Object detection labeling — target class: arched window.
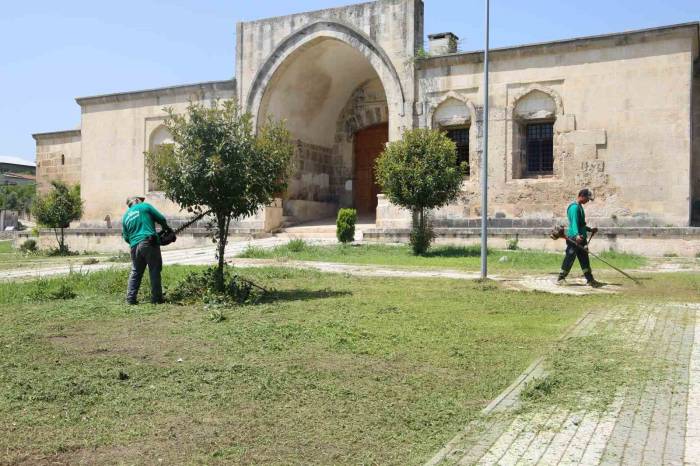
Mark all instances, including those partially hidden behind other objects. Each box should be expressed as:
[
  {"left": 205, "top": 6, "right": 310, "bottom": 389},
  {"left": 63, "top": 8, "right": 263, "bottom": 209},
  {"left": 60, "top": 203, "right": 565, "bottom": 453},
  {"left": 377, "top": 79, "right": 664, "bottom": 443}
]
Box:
[
  {"left": 433, "top": 98, "right": 471, "bottom": 176},
  {"left": 513, "top": 90, "right": 558, "bottom": 178},
  {"left": 147, "top": 126, "right": 173, "bottom": 192}
]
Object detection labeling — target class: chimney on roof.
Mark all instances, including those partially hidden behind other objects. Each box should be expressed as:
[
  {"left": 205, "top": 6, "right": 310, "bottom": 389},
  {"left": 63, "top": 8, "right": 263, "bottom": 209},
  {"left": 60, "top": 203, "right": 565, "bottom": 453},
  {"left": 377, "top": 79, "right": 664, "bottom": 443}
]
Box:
[{"left": 428, "top": 32, "right": 459, "bottom": 55}]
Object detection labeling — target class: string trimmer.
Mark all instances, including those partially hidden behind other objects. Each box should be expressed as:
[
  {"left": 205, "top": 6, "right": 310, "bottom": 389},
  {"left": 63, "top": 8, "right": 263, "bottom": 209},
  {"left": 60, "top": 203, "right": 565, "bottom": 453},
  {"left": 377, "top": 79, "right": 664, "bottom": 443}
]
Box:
[
  {"left": 158, "top": 210, "right": 211, "bottom": 246},
  {"left": 549, "top": 226, "right": 641, "bottom": 285}
]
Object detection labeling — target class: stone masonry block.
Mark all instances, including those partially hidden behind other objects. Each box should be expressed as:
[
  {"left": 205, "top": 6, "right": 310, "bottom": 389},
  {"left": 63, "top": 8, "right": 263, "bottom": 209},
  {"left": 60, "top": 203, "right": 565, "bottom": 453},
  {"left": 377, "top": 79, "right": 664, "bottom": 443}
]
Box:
[
  {"left": 554, "top": 114, "right": 576, "bottom": 133},
  {"left": 567, "top": 129, "right": 607, "bottom": 146}
]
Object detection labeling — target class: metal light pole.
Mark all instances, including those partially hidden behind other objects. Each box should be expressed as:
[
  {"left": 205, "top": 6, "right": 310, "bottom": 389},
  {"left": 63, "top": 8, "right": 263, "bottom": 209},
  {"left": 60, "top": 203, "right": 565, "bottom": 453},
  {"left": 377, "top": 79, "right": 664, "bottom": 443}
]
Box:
[{"left": 480, "top": 0, "right": 490, "bottom": 279}]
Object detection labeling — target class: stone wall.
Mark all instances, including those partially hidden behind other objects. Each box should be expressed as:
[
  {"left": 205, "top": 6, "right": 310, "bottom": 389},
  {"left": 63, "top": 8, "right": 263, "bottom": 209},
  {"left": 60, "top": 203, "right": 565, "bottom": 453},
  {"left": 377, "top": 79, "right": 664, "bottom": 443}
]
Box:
[
  {"left": 76, "top": 81, "right": 235, "bottom": 226},
  {"left": 395, "top": 24, "right": 700, "bottom": 229},
  {"left": 238, "top": 0, "right": 422, "bottom": 143},
  {"left": 288, "top": 141, "right": 338, "bottom": 202},
  {"left": 34, "top": 130, "right": 81, "bottom": 194}
]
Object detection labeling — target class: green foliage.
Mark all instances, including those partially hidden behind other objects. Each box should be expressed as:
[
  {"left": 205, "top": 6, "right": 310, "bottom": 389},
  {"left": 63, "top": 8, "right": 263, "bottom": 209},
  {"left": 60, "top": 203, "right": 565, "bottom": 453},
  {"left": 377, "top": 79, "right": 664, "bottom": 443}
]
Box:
[
  {"left": 375, "top": 128, "right": 464, "bottom": 254},
  {"left": 336, "top": 208, "right": 357, "bottom": 244},
  {"left": 146, "top": 100, "right": 293, "bottom": 290},
  {"left": 0, "top": 184, "right": 35, "bottom": 214},
  {"left": 409, "top": 215, "right": 435, "bottom": 255},
  {"left": 27, "top": 279, "right": 77, "bottom": 301},
  {"left": 506, "top": 235, "right": 520, "bottom": 251},
  {"left": 19, "top": 239, "right": 37, "bottom": 253},
  {"left": 168, "top": 266, "right": 265, "bottom": 305},
  {"left": 287, "top": 238, "right": 307, "bottom": 252},
  {"left": 415, "top": 47, "right": 430, "bottom": 59},
  {"left": 31, "top": 181, "right": 82, "bottom": 254}
]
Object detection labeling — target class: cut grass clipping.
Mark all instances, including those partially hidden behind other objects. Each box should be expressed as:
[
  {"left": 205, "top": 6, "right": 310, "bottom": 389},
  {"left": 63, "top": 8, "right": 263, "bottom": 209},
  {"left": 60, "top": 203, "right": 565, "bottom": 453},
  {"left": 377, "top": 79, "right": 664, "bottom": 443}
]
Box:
[{"left": 1, "top": 267, "right": 695, "bottom": 464}]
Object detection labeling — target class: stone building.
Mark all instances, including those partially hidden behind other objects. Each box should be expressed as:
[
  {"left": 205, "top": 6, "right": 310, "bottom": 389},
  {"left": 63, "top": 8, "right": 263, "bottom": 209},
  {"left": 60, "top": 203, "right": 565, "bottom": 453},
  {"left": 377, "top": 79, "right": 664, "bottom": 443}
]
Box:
[{"left": 33, "top": 0, "right": 700, "bottom": 252}]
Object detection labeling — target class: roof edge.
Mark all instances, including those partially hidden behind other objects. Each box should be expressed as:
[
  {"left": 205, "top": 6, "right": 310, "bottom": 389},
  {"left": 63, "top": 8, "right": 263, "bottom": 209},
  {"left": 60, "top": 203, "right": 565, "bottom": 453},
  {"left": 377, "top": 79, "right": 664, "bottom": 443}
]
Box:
[
  {"left": 32, "top": 129, "right": 82, "bottom": 141},
  {"left": 75, "top": 79, "right": 236, "bottom": 106},
  {"left": 420, "top": 22, "right": 700, "bottom": 64}
]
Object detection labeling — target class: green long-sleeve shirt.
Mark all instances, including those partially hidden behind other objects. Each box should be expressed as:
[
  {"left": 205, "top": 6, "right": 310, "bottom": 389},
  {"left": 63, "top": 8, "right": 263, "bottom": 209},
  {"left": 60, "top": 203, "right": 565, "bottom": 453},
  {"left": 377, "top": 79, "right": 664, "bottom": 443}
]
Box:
[
  {"left": 566, "top": 202, "right": 587, "bottom": 240},
  {"left": 121, "top": 202, "right": 168, "bottom": 248}
]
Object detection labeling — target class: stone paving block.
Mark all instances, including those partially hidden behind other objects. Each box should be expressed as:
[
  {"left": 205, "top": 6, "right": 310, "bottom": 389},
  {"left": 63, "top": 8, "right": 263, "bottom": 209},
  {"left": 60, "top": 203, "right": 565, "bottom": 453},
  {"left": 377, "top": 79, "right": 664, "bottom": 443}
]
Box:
[
  {"left": 558, "top": 410, "right": 601, "bottom": 464},
  {"left": 536, "top": 410, "right": 584, "bottom": 465},
  {"left": 498, "top": 409, "right": 553, "bottom": 464},
  {"left": 684, "top": 307, "right": 700, "bottom": 464},
  {"left": 518, "top": 408, "right": 570, "bottom": 465},
  {"left": 476, "top": 418, "right": 528, "bottom": 465},
  {"left": 642, "top": 310, "right": 687, "bottom": 465},
  {"left": 579, "top": 394, "right": 627, "bottom": 465},
  {"left": 428, "top": 303, "right": 700, "bottom": 466},
  {"left": 622, "top": 314, "right": 676, "bottom": 464}
]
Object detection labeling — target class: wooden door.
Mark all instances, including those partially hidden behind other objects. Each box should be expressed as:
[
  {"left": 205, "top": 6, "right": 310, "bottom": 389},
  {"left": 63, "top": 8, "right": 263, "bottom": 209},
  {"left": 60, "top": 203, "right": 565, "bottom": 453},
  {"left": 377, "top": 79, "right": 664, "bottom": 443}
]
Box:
[{"left": 354, "top": 123, "right": 388, "bottom": 215}]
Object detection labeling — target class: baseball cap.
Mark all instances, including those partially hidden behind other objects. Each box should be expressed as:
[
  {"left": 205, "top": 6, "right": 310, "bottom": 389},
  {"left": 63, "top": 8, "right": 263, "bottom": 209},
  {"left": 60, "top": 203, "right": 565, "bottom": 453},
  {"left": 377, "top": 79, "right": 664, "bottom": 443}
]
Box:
[
  {"left": 578, "top": 188, "right": 594, "bottom": 201},
  {"left": 126, "top": 196, "right": 146, "bottom": 207}
]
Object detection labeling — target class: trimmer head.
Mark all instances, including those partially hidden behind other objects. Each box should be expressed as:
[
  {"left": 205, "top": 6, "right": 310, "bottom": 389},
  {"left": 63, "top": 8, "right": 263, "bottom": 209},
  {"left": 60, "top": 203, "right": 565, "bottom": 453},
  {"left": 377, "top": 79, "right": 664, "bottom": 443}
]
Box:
[{"left": 549, "top": 225, "right": 566, "bottom": 240}]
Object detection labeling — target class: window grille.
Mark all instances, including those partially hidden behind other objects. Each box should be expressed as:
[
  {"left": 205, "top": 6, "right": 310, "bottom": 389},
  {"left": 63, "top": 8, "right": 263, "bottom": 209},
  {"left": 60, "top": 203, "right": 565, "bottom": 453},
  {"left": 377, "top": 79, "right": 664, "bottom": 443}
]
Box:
[
  {"left": 445, "top": 127, "right": 470, "bottom": 176},
  {"left": 525, "top": 123, "right": 553, "bottom": 174}
]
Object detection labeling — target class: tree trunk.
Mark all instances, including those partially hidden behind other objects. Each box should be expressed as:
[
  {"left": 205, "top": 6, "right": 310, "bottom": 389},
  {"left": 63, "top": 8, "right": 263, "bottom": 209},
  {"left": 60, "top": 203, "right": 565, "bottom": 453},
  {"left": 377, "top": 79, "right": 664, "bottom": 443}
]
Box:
[{"left": 214, "top": 213, "right": 232, "bottom": 292}]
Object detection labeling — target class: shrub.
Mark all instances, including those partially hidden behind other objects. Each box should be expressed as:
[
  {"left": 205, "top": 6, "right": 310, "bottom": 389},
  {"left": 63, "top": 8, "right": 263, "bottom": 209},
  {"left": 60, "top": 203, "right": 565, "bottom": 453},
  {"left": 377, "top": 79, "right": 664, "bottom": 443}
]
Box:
[
  {"left": 49, "top": 283, "right": 78, "bottom": 300},
  {"left": 168, "top": 267, "right": 266, "bottom": 305},
  {"left": 375, "top": 128, "right": 464, "bottom": 255},
  {"left": 506, "top": 235, "right": 520, "bottom": 251},
  {"left": 336, "top": 208, "right": 357, "bottom": 244},
  {"left": 20, "top": 239, "right": 38, "bottom": 253}
]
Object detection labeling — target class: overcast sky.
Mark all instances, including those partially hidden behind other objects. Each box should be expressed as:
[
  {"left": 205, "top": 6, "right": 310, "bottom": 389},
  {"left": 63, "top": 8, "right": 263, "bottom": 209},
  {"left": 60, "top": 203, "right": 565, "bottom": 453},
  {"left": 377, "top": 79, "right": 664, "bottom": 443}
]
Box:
[{"left": 1, "top": 0, "right": 697, "bottom": 162}]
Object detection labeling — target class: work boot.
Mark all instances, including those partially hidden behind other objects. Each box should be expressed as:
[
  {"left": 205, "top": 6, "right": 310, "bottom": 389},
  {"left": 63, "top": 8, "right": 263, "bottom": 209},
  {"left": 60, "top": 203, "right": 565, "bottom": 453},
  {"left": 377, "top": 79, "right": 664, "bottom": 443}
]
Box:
[{"left": 587, "top": 279, "right": 604, "bottom": 288}]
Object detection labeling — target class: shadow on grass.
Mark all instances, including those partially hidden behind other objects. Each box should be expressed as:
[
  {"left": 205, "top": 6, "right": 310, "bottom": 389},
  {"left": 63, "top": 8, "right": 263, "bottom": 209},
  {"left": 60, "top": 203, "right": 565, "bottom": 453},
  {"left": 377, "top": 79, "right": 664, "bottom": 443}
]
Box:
[
  {"left": 422, "top": 246, "right": 484, "bottom": 258},
  {"left": 261, "top": 289, "right": 352, "bottom": 303}
]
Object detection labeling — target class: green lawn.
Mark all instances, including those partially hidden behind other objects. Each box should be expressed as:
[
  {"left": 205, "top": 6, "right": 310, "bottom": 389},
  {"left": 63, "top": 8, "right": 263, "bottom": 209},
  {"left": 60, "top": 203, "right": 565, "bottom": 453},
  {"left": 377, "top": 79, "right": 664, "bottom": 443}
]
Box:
[
  {"left": 0, "top": 239, "right": 116, "bottom": 271},
  {"left": 0, "top": 266, "right": 601, "bottom": 464},
  {"left": 239, "top": 242, "right": 647, "bottom": 273},
  {"left": 1, "top": 266, "right": 695, "bottom": 464}
]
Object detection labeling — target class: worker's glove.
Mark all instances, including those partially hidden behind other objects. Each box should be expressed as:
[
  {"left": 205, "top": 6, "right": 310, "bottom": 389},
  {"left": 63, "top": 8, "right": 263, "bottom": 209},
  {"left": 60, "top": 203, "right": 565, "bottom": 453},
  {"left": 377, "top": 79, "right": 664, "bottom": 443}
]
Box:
[{"left": 591, "top": 227, "right": 599, "bottom": 234}]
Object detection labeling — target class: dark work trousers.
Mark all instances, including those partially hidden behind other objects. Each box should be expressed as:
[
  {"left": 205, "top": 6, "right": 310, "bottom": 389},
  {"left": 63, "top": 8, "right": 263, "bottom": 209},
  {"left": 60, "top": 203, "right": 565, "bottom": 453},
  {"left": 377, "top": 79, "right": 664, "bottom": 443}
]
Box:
[
  {"left": 558, "top": 238, "right": 594, "bottom": 282},
  {"left": 126, "top": 240, "right": 163, "bottom": 304}
]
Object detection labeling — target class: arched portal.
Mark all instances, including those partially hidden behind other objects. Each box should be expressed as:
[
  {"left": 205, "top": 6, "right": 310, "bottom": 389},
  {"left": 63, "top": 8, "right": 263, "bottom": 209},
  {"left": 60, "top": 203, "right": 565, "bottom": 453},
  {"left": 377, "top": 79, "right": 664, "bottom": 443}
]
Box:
[{"left": 255, "top": 33, "right": 392, "bottom": 221}]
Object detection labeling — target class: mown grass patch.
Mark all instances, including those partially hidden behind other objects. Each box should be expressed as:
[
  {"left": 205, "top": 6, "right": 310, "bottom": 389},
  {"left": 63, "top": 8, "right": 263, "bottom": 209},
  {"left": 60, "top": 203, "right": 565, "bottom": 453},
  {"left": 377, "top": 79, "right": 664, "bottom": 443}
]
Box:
[
  {"left": 2, "top": 267, "right": 695, "bottom": 464},
  {"left": 0, "top": 265, "right": 617, "bottom": 465},
  {"left": 238, "top": 242, "right": 647, "bottom": 273}
]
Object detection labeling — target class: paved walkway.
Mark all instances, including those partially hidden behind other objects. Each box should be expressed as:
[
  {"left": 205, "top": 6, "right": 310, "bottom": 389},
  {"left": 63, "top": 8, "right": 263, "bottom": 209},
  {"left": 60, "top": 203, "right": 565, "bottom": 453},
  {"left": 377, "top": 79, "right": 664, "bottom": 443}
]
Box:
[
  {"left": 0, "top": 242, "right": 620, "bottom": 296},
  {"left": 427, "top": 303, "right": 700, "bottom": 466}
]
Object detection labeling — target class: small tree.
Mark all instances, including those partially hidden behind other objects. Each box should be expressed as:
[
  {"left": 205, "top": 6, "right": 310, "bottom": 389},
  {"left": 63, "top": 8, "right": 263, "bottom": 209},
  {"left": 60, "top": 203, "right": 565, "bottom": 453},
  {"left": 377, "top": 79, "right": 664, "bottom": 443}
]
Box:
[
  {"left": 336, "top": 208, "right": 357, "bottom": 244},
  {"left": 375, "top": 128, "right": 464, "bottom": 254},
  {"left": 32, "top": 181, "right": 83, "bottom": 254},
  {"left": 148, "top": 100, "right": 293, "bottom": 290}
]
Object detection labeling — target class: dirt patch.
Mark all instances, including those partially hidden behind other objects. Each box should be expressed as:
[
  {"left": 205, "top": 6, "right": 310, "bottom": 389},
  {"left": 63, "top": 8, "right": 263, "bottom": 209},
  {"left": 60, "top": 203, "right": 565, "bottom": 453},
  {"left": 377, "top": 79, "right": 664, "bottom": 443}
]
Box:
[{"left": 45, "top": 312, "right": 210, "bottom": 366}]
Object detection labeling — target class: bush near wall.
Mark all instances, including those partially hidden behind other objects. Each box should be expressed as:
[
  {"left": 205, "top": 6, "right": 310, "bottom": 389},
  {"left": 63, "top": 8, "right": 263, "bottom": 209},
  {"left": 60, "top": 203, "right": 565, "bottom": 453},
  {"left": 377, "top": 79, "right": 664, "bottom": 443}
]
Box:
[{"left": 336, "top": 208, "right": 357, "bottom": 244}]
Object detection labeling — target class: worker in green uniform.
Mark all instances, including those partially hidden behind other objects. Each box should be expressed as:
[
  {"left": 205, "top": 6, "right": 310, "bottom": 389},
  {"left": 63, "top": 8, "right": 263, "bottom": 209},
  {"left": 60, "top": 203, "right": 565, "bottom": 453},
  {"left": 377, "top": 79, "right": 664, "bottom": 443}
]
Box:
[
  {"left": 122, "top": 196, "right": 171, "bottom": 304},
  {"left": 557, "top": 188, "right": 602, "bottom": 287}
]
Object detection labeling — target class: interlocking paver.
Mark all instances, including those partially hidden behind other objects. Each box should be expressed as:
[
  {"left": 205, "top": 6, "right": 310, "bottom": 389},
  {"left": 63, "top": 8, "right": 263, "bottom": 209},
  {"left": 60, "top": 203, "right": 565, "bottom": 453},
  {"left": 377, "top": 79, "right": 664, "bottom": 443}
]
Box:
[{"left": 427, "top": 303, "right": 699, "bottom": 466}]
